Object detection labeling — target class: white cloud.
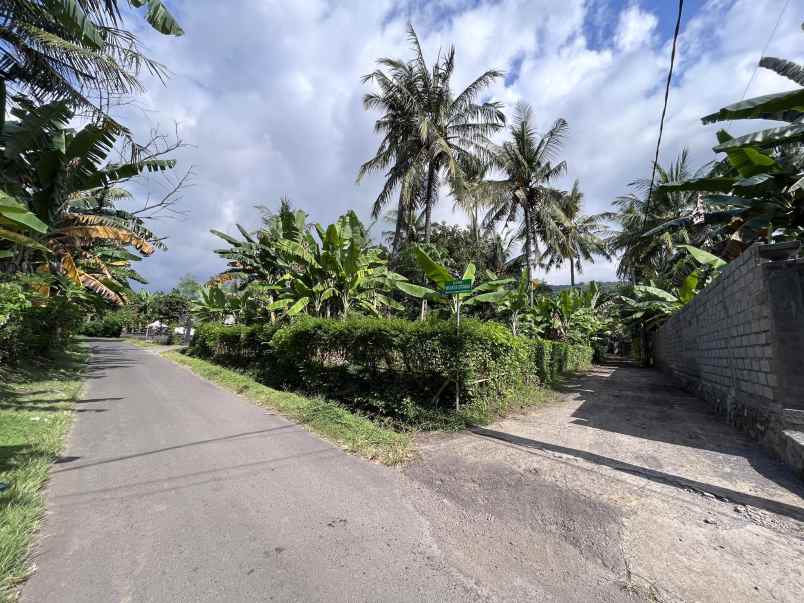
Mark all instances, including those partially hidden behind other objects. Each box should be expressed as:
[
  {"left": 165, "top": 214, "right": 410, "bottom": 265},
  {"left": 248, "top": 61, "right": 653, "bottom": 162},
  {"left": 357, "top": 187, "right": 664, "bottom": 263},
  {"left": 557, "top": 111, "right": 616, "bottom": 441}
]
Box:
[
  {"left": 614, "top": 4, "right": 658, "bottom": 52},
  {"left": 113, "top": 0, "right": 803, "bottom": 289}
]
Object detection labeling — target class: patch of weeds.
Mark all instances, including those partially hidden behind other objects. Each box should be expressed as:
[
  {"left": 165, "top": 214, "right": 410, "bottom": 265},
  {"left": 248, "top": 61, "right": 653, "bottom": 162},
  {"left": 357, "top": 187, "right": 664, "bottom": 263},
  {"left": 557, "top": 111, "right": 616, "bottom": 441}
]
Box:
[{"left": 0, "top": 345, "right": 86, "bottom": 602}]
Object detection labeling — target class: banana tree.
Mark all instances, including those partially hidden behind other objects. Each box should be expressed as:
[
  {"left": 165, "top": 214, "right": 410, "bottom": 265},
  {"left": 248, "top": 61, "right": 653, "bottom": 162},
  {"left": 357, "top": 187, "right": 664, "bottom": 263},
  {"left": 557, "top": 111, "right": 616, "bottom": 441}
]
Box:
[
  {"left": 395, "top": 246, "right": 512, "bottom": 318},
  {"left": 0, "top": 100, "right": 174, "bottom": 303},
  {"left": 527, "top": 283, "right": 605, "bottom": 342},
  {"left": 191, "top": 285, "right": 260, "bottom": 324},
  {"left": 269, "top": 209, "right": 404, "bottom": 319},
  {"left": 472, "top": 270, "right": 530, "bottom": 335},
  {"left": 619, "top": 245, "right": 726, "bottom": 328},
  {"left": 652, "top": 38, "right": 804, "bottom": 256}
]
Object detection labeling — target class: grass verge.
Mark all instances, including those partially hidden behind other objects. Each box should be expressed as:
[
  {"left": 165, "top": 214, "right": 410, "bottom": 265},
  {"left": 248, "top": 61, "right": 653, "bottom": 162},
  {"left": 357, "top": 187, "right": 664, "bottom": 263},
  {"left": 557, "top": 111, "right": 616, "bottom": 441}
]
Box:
[
  {"left": 163, "top": 351, "right": 412, "bottom": 466},
  {"left": 121, "top": 337, "right": 170, "bottom": 349},
  {"left": 0, "top": 346, "right": 86, "bottom": 602}
]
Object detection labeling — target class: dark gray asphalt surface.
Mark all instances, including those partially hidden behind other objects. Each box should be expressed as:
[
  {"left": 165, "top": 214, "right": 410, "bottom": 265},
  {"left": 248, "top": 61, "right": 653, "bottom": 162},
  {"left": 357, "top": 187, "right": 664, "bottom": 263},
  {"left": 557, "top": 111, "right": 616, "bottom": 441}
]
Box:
[{"left": 22, "top": 339, "right": 478, "bottom": 602}]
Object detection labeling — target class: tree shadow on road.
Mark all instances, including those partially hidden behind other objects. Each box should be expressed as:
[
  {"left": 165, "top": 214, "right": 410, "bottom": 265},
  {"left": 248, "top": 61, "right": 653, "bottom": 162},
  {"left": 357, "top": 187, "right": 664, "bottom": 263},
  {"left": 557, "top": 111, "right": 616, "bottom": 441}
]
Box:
[{"left": 52, "top": 425, "right": 300, "bottom": 474}]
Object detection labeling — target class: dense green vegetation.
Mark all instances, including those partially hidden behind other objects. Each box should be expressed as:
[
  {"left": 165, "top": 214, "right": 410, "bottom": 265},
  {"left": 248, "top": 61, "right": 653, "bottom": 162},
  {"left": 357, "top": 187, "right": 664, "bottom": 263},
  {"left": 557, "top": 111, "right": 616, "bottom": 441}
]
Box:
[
  {"left": 188, "top": 319, "right": 592, "bottom": 429},
  {"left": 609, "top": 34, "right": 804, "bottom": 362},
  {"left": 0, "top": 4, "right": 184, "bottom": 597},
  {"left": 0, "top": 1, "right": 185, "bottom": 362}
]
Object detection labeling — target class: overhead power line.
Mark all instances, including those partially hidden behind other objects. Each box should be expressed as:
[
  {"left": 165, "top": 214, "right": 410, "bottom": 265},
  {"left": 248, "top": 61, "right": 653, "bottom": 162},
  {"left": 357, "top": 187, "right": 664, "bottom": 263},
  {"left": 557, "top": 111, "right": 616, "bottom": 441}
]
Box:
[
  {"left": 646, "top": 0, "right": 684, "bottom": 206},
  {"left": 737, "top": 0, "right": 791, "bottom": 106}
]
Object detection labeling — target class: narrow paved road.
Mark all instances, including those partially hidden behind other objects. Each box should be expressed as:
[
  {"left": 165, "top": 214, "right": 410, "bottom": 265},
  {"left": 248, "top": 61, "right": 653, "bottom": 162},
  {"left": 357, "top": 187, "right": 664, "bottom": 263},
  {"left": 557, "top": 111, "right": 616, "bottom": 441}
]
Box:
[
  {"left": 22, "top": 339, "right": 478, "bottom": 602},
  {"left": 29, "top": 342, "right": 798, "bottom": 602}
]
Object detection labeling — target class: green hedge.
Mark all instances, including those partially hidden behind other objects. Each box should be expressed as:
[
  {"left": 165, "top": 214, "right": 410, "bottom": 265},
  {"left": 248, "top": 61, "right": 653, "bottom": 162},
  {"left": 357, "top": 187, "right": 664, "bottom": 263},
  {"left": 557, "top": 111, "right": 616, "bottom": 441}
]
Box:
[
  {"left": 189, "top": 317, "right": 592, "bottom": 426},
  {"left": 79, "top": 316, "right": 123, "bottom": 337},
  {"left": 190, "top": 322, "right": 279, "bottom": 370}
]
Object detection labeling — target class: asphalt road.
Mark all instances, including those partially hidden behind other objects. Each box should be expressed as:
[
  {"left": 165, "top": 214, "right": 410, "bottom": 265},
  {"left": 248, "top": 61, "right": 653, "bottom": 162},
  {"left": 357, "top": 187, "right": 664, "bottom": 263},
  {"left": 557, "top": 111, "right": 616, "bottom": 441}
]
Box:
[{"left": 22, "top": 339, "right": 478, "bottom": 602}]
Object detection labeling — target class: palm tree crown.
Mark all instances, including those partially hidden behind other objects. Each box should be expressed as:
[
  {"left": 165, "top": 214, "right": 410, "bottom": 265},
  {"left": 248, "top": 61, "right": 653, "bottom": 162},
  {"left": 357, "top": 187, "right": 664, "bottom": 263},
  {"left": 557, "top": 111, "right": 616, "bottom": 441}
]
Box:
[
  {"left": 539, "top": 180, "right": 610, "bottom": 286},
  {"left": 607, "top": 150, "right": 700, "bottom": 282},
  {"left": 358, "top": 24, "right": 505, "bottom": 250},
  {"left": 483, "top": 102, "right": 568, "bottom": 303}
]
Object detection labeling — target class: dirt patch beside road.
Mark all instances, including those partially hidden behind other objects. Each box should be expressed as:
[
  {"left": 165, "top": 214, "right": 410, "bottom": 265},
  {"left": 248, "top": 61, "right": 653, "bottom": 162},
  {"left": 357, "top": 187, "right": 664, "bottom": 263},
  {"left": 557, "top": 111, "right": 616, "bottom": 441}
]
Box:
[{"left": 403, "top": 362, "right": 804, "bottom": 602}]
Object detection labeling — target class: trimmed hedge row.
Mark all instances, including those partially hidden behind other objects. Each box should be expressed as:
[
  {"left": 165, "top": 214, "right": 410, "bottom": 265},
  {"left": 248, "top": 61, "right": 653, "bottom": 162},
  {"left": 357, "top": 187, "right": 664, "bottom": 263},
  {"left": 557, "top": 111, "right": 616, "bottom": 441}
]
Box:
[
  {"left": 189, "top": 323, "right": 279, "bottom": 369},
  {"left": 79, "top": 316, "right": 123, "bottom": 337},
  {"left": 189, "top": 318, "right": 592, "bottom": 425}
]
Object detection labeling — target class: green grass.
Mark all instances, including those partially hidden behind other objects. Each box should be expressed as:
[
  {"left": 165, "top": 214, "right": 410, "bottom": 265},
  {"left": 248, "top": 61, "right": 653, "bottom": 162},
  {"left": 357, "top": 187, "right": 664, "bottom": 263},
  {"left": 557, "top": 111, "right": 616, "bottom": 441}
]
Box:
[
  {"left": 0, "top": 346, "right": 86, "bottom": 602},
  {"left": 121, "top": 337, "right": 170, "bottom": 349},
  {"left": 163, "top": 351, "right": 413, "bottom": 466}
]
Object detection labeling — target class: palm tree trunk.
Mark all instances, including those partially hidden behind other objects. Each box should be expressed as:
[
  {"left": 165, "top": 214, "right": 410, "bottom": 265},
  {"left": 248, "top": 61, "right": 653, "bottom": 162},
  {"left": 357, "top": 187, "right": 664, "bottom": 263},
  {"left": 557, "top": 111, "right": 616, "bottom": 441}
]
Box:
[
  {"left": 523, "top": 205, "right": 534, "bottom": 306},
  {"left": 570, "top": 261, "right": 575, "bottom": 288},
  {"left": 392, "top": 193, "right": 405, "bottom": 256},
  {"left": 423, "top": 161, "right": 436, "bottom": 244}
]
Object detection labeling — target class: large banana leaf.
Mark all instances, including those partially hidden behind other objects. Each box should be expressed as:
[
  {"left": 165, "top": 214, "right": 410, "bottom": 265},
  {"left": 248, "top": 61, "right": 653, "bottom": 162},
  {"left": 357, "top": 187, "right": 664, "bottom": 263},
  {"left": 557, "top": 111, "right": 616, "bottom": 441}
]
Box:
[
  {"left": 131, "top": 0, "right": 185, "bottom": 36},
  {"left": 714, "top": 130, "right": 777, "bottom": 177},
  {"left": 633, "top": 285, "right": 679, "bottom": 303},
  {"left": 701, "top": 88, "right": 804, "bottom": 124},
  {"left": 57, "top": 226, "right": 155, "bottom": 255},
  {"left": 0, "top": 227, "right": 50, "bottom": 252},
  {"left": 414, "top": 246, "right": 452, "bottom": 286},
  {"left": 659, "top": 177, "right": 738, "bottom": 193},
  {"left": 0, "top": 192, "right": 48, "bottom": 232},
  {"left": 211, "top": 229, "right": 244, "bottom": 247},
  {"left": 678, "top": 245, "right": 727, "bottom": 269},
  {"left": 713, "top": 124, "right": 804, "bottom": 152},
  {"left": 66, "top": 120, "right": 118, "bottom": 164},
  {"left": 79, "top": 272, "right": 124, "bottom": 305},
  {"left": 471, "top": 289, "right": 509, "bottom": 303},
  {"left": 396, "top": 281, "right": 438, "bottom": 299},
  {"left": 60, "top": 252, "right": 82, "bottom": 285},
  {"left": 758, "top": 57, "right": 804, "bottom": 86},
  {"left": 91, "top": 159, "right": 176, "bottom": 186},
  {"left": 53, "top": 0, "right": 104, "bottom": 47}
]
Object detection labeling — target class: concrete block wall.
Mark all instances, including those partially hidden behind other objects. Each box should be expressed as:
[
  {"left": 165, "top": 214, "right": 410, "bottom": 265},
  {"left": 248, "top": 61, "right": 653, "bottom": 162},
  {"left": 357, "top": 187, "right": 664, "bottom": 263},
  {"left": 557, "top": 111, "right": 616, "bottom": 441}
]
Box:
[{"left": 654, "top": 243, "right": 804, "bottom": 463}]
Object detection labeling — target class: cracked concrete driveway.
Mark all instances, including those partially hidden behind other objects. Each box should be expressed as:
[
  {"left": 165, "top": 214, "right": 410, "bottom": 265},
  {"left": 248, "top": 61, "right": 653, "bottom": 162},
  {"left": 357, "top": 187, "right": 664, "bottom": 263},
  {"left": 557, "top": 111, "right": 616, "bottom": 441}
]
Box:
[{"left": 404, "top": 360, "right": 804, "bottom": 602}]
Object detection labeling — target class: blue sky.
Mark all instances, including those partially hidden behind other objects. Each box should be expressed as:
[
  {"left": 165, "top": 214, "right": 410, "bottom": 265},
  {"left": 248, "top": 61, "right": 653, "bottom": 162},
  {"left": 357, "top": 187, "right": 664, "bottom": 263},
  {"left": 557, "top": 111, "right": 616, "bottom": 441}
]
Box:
[{"left": 116, "top": 0, "right": 803, "bottom": 290}]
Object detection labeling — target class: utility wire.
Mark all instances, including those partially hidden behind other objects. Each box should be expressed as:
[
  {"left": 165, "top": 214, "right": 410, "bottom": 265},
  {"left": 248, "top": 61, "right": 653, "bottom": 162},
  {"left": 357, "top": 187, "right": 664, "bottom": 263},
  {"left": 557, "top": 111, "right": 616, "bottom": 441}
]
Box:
[
  {"left": 646, "top": 0, "right": 684, "bottom": 208},
  {"left": 735, "top": 0, "right": 790, "bottom": 108}
]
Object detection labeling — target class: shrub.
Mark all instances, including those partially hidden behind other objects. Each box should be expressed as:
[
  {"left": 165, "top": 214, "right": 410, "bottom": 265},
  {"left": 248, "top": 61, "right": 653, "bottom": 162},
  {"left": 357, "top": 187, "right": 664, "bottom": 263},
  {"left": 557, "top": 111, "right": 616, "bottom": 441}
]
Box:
[
  {"left": 189, "top": 322, "right": 279, "bottom": 370},
  {"left": 267, "top": 317, "right": 536, "bottom": 422},
  {"left": 79, "top": 316, "right": 123, "bottom": 337},
  {"left": 189, "top": 317, "right": 593, "bottom": 427},
  {"left": 0, "top": 282, "right": 82, "bottom": 364}
]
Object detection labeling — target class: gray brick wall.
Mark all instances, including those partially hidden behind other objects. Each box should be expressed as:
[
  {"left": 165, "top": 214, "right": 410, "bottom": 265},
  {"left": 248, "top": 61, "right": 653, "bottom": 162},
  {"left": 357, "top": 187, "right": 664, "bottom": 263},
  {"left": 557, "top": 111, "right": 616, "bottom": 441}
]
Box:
[{"left": 654, "top": 244, "right": 804, "bottom": 445}]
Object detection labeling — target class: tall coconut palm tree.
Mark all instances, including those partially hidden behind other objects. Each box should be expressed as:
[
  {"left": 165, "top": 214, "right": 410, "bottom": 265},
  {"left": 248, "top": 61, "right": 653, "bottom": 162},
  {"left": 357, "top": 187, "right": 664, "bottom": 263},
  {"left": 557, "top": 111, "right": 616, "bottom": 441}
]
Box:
[
  {"left": 358, "top": 24, "right": 505, "bottom": 246},
  {"left": 539, "top": 180, "right": 610, "bottom": 287},
  {"left": 607, "top": 150, "right": 701, "bottom": 282},
  {"left": 484, "top": 102, "right": 568, "bottom": 304},
  {"left": 452, "top": 158, "right": 492, "bottom": 245},
  {"left": 0, "top": 1, "right": 183, "bottom": 121}
]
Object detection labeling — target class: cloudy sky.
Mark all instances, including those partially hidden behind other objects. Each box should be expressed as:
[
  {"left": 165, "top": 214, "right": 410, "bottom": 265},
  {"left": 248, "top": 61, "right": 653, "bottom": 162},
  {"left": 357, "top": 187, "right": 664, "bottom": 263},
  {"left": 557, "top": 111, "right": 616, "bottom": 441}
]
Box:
[{"left": 116, "top": 0, "right": 802, "bottom": 290}]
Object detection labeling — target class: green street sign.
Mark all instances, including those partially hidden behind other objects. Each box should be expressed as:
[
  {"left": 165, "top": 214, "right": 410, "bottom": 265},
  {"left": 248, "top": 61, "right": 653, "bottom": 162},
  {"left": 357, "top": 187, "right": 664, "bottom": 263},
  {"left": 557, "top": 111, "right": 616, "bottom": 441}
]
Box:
[{"left": 443, "top": 279, "right": 473, "bottom": 294}]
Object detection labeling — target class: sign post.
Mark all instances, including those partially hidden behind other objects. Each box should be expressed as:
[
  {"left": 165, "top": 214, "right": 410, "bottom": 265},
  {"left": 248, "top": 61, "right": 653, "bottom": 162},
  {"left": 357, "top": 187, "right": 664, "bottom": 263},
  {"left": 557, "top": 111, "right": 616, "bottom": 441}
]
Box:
[{"left": 442, "top": 279, "right": 473, "bottom": 410}]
